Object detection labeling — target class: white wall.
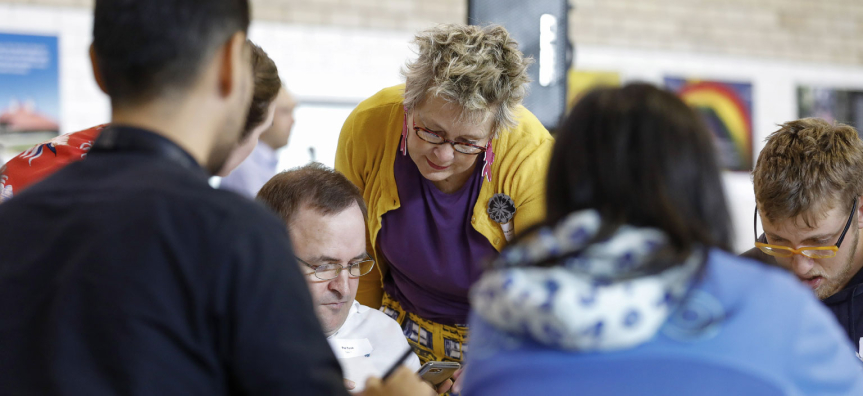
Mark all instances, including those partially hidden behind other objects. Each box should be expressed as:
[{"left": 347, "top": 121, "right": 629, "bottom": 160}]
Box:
[
  {"left": 6, "top": 3, "right": 863, "bottom": 253},
  {"left": 246, "top": 21, "right": 414, "bottom": 171}
]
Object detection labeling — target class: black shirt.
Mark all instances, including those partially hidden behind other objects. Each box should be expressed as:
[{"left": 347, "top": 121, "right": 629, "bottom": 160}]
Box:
[
  {"left": 0, "top": 126, "right": 348, "bottom": 395},
  {"left": 743, "top": 235, "right": 863, "bottom": 349}
]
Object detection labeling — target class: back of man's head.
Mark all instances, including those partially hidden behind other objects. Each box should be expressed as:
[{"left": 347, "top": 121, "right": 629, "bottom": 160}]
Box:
[
  {"left": 93, "top": 0, "right": 250, "bottom": 107},
  {"left": 257, "top": 162, "right": 368, "bottom": 227},
  {"left": 754, "top": 118, "right": 863, "bottom": 226}
]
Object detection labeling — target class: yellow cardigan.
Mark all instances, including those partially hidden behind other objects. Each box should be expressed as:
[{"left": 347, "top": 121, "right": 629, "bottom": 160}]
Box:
[{"left": 335, "top": 85, "right": 554, "bottom": 309}]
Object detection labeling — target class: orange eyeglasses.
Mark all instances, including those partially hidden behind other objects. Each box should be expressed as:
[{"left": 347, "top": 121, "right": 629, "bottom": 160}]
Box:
[{"left": 754, "top": 197, "right": 857, "bottom": 259}]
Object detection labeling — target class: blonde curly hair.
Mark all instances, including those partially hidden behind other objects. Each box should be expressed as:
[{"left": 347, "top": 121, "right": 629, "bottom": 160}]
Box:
[{"left": 402, "top": 24, "right": 533, "bottom": 137}]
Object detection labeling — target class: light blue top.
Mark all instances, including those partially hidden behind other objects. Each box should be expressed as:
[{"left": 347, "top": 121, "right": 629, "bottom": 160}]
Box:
[
  {"left": 463, "top": 249, "right": 863, "bottom": 396},
  {"left": 218, "top": 141, "right": 279, "bottom": 199}
]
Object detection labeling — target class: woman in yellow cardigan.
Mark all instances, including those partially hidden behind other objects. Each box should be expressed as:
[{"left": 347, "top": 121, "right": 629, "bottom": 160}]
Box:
[{"left": 335, "top": 24, "right": 553, "bottom": 368}]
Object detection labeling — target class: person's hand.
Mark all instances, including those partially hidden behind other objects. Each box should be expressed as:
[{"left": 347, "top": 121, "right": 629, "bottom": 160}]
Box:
[
  {"left": 432, "top": 378, "right": 452, "bottom": 394},
  {"left": 344, "top": 378, "right": 356, "bottom": 391},
  {"left": 450, "top": 367, "right": 465, "bottom": 394},
  {"left": 362, "top": 366, "right": 435, "bottom": 396}
]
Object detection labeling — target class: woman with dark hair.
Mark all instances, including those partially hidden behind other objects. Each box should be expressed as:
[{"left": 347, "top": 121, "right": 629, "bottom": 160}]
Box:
[{"left": 461, "top": 83, "right": 863, "bottom": 395}]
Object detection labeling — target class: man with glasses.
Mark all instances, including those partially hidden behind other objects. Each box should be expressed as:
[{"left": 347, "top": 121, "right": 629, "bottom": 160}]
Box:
[
  {"left": 744, "top": 118, "right": 863, "bottom": 354},
  {"left": 257, "top": 163, "right": 423, "bottom": 392}
]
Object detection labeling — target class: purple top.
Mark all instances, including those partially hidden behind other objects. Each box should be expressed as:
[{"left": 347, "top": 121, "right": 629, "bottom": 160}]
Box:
[{"left": 380, "top": 149, "right": 498, "bottom": 325}]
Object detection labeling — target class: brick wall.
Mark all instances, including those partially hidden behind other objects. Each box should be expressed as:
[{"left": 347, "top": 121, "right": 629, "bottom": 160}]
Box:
[
  {"left": 251, "top": 0, "right": 466, "bottom": 30},
  {"left": 0, "top": 0, "right": 467, "bottom": 30},
  {"left": 570, "top": 0, "right": 863, "bottom": 65},
  {"left": 3, "top": 0, "right": 862, "bottom": 65}
]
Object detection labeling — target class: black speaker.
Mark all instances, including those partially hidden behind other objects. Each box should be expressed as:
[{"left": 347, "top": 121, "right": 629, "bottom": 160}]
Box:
[{"left": 469, "top": 0, "right": 569, "bottom": 130}]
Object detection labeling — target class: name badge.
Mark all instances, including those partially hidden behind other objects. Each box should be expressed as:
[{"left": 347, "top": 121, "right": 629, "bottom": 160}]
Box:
[{"left": 329, "top": 338, "right": 374, "bottom": 359}]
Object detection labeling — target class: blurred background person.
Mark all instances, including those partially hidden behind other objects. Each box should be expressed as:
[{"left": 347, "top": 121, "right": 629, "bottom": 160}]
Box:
[
  {"left": 335, "top": 23, "right": 554, "bottom": 368},
  {"left": 214, "top": 41, "right": 282, "bottom": 180},
  {"left": 220, "top": 87, "right": 296, "bottom": 198},
  {"left": 463, "top": 83, "right": 863, "bottom": 395}
]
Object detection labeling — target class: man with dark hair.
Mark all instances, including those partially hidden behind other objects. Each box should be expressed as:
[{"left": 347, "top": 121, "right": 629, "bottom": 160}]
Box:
[
  {"left": 0, "top": 1, "right": 428, "bottom": 394},
  {"left": 745, "top": 117, "right": 863, "bottom": 357},
  {"left": 258, "top": 163, "right": 439, "bottom": 393}
]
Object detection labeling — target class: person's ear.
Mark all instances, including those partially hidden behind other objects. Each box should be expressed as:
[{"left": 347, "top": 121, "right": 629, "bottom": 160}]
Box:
[
  {"left": 89, "top": 44, "right": 108, "bottom": 95},
  {"left": 217, "top": 32, "right": 248, "bottom": 98}
]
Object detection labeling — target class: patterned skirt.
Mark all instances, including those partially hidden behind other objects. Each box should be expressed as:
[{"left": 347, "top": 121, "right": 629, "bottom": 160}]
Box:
[{"left": 380, "top": 292, "right": 469, "bottom": 366}]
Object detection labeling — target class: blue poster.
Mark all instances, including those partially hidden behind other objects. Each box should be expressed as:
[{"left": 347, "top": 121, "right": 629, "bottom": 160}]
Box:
[{"left": 0, "top": 32, "right": 60, "bottom": 138}]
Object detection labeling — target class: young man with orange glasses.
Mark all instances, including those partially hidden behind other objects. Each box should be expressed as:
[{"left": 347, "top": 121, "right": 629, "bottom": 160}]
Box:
[{"left": 744, "top": 117, "right": 863, "bottom": 354}]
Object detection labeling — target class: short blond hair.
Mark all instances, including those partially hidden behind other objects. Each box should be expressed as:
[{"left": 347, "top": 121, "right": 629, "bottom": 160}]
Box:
[
  {"left": 402, "top": 24, "right": 532, "bottom": 137},
  {"left": 753, "top": 118, "right": 863, "bottom": 226}
]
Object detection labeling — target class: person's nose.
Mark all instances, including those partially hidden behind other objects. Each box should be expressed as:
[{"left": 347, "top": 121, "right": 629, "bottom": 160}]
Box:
[
  {"left": 433, "top": 143, "right": 455, "bottom": 163},
  {"left": 328, "top": 267, "right": 351, "bottom": 298},
  {"left": 790, "top": 253, "right": 816, "bottom": 277}
]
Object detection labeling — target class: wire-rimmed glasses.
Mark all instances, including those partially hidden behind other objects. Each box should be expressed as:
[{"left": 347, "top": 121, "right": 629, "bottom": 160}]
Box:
[{"left": 295, "top": 256, "right": 376, "bottom": 280}]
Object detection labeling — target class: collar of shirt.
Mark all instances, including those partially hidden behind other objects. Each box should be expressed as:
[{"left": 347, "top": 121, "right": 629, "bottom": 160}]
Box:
[{"left": 90, "top": 125, "right": 208, "bottom": 181}]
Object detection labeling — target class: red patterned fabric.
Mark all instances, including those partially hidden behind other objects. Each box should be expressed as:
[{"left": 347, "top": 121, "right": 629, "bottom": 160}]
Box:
[{"left": 0, "top": 124, "right": 107, "bottom": 203}]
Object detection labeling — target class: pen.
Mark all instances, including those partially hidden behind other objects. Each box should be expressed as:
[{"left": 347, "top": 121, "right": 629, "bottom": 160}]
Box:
[{"left": 381, "top": 346, "right": 414, "bottom": 381}]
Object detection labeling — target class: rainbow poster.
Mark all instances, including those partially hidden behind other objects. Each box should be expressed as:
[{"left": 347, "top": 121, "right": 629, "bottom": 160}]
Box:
[{"left": 665, "top": 77, "right": 753, "bottom": 171}]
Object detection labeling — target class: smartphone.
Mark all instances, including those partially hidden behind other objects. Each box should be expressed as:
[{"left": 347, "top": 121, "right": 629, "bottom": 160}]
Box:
[{"left": 417, "top": 361, "right": 461, "bottom": 386}]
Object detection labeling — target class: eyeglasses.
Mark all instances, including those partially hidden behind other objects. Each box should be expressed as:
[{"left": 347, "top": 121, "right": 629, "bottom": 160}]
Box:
[
  {"left": 413, "top": 119, "right": 487, "bottom": 155},
  {"left": 754, "top": 197, "right": 857, "bottom": 259},
  {"left": 295, "top": 256, "right": 376, "bottom": 281}
]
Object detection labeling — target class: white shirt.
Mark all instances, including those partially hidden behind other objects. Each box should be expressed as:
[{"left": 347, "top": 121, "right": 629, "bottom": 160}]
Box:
[
  {"left": 327, "top": 301, "right": 421, "bottom": 392},
  {"left": 218, "top": 141, "right": 279, "bottom": 198}
]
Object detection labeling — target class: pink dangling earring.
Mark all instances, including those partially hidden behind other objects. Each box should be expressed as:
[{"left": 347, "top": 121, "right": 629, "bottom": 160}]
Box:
[
  {"left": 400, "top": 107, "right": 408, "bottom": 156},
  {"left": 482, "top": 139, "right": 494, "bottom": 182}
]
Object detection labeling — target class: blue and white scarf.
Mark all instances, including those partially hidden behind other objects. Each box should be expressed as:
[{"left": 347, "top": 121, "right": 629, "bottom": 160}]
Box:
[{"left": 471, "top": 210, "right": 701, "bottom": 351}]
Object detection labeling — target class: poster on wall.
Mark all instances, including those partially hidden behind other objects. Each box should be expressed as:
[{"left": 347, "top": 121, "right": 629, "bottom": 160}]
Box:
[
  {"left": 665, "top": 77, "right": 754, "bottom": 171},
  {"left": 0, "top": 32, "right": 60, "bottom": 163},
  {"left": 798, "top": 86, "right": 863, "bottom": 135}
]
